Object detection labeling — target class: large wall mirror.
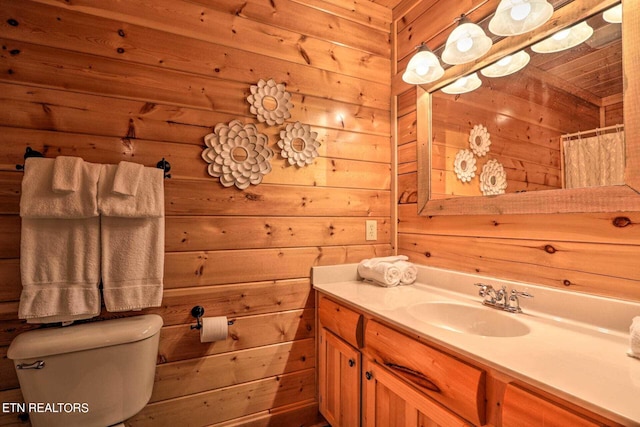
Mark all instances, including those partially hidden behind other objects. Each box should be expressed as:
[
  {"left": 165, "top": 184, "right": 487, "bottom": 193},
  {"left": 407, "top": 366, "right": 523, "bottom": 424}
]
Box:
[{"left": 417, "top": 0, "right": 640, "bottom": 215}]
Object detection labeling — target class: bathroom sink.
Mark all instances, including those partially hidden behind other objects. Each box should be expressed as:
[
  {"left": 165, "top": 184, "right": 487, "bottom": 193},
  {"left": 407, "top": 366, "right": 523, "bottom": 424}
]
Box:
[{"left": 407, "top": 302, "right": 530, "bottom": 337}]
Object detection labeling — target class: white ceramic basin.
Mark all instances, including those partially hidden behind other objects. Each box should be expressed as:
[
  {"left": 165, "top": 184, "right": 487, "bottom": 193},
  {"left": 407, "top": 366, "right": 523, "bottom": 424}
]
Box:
[{"left": 407, "top": 302, "right": 530, "bottom": 337}]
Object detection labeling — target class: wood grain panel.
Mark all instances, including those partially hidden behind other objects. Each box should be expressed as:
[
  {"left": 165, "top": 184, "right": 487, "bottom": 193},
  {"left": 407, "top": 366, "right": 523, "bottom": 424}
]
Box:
[
  {"left": 163, "top": 245, "right": 392, "bottom": 288},
  {"left": 193, "top": 0, "right": 390, "bottom": 56},
  {"left": 127, "top": 369, "right": 316, "bottom": 427},
  {"left": 158, "top": 309, "right": 314, "bottom": 363},
  {"left": 398, "top": 233, "right": 640, "bottom": 300},
  {"left": 165, "top": 216, "right": 391, "bottom": 251},
  {"left": 0, "top": 40, "right": 389, "bottom": 135},
  {"left": 27, "top": 0, "right": 391, "bottom": 82},
  {"left": 0, "top": 171, "right": 391, "bottom": 217},
  {"left": 151, "top": 338, "right": 315, "bottom": 402},
  {"left": 0, "top": 0, "right": 390, "bottom": 109}
]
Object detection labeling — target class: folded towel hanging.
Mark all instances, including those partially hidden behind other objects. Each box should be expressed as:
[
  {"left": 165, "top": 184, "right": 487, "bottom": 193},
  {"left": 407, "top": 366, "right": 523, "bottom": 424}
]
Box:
[
  {"left": 52, "top": 156, "right": 83, "bottom": 193},
  {"left": 19, "top": 156, "right": 102, "bottom": 323},
  {"left": 112, "top": 161, "right": 144, "bottom": 196},
  {"left": 98, "top": 164, "right": 164, "bottom": 312},
  {"left": 98, "top": 164, "right": 164, "bottom": 218},
  {"left": 20, "top": 157, "right": 100, "bottom": 219}
]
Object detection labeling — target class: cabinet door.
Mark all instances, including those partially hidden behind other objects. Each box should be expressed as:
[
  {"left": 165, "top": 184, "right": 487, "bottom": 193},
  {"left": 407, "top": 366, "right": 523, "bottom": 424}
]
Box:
[
  {"left": 362, "top": 358, "right": 471, "bottom": 427},
  {"left": 502, "top": 383, "right": 602, "bottom": 427},
  {"left": 319, "top": 327, "right": 361, "bottom": 427}
]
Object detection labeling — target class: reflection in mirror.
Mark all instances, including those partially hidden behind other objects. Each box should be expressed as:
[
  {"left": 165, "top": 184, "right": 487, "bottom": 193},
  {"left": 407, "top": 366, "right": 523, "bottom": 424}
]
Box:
[{"left": 430, "top": 8, "right": 623, "bottom": 200}]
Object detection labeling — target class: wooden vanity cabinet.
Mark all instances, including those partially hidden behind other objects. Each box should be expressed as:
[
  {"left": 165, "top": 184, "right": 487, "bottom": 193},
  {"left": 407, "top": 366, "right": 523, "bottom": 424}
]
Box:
[
  {"left": 317, "top": 293, "right": 619, "bottom": 427},
  {"left": 318, "top": 295, "right": 478, "bottom": 426},
  {"left": 319, "top": 327, "right": 361, "bottom": 427}
]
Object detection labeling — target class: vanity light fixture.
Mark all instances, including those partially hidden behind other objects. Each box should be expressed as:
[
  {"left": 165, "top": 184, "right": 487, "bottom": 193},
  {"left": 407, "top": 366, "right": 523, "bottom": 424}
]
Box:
[
  {"left": 488, "top": 0, "right": 553, "bottom": 36},
  {"left": 441, "top": 72, "right": 482, "bottom": 94},
  {"left": 603, "top": 4, "right": 622, "bottom": 24},
  {"left": 531, "top": 21, "right": 593, "bottom": 54},
  {"left": 402, "top": 43, "right": 445, "bottom": 84},
  {"left": 480, "top": 50, "right": 530, "bottom": 78},
  {"left": 442, "top": 15, "right": 493, "bottom": 65}
]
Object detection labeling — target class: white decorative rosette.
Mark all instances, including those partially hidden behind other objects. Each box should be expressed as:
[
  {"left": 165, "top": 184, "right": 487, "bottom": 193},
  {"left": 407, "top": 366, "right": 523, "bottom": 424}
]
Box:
[
  {"left": 277, "top": 121, "right": 320, "bottom": 167},
  {"left": 247, "top": 79, "right": 293, "bottom": 126},
  {"left": 480, "top": 159, "right": 508, "bottom": 195},
  {"left": 202, "top": 120, "right": 274, "bottom": 190},
  {"left": 453, "top": 149, "right": 477, "bottom": 182},
  {"left": 469, "top": 124, "right": 491, "bottom": 157}
]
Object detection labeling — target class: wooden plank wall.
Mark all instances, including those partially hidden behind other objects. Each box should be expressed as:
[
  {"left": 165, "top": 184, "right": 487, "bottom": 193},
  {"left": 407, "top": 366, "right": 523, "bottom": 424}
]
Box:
[
  {"left": 430, "top": 73, "right": 601, "bottom": 198},
  {"left": 0, "top": 0, "right": 393, "bottom": 426},
  {"left": 394, "top": 1, "right": 640, "bottom": 302}
]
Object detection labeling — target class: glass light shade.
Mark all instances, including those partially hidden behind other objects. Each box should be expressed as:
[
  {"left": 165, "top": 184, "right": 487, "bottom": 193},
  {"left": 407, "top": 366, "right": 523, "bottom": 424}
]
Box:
[
  {"left": 489, "top": 0, "right": 553, "bottom": 36},
  {"left": 442, "top": 17, "right": 493, "bottom": 65},
  {"left": 531, "top": 21, "right": 593, "bottom": 53},
  {"left": 441, "top": 73, "right": 482, "bottom": 94},
  {"left": 603, "top": 4, "right": 622, "bottom": 24},
  {"left": 480, "top": 50, "right": 530, "bottom": 78},
  {"left": 402, "top": 44, "right": 445, "bottom": 84}
]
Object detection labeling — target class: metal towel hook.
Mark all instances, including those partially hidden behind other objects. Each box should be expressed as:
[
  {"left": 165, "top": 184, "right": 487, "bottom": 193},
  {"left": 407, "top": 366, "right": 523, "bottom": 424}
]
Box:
[{"left": 156, "top": 158, "right": 171, "bottom": 179}]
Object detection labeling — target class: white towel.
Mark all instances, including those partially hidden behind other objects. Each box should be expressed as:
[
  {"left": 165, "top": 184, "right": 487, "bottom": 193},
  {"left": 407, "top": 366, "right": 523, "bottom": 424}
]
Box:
[
  {"left": 19, "top": 158, "right": 101, "bottom": 323},
  {"left": 358, "top": 257, "right": 403, "bottom": 287},
  {"left": 19, "top": 217, "right": 101, "bottom": 323},
  {"left": 98, "top": 164, "right": 164, "bottom": 218},
  {"left": 395, "top": 260, "right": 418, "bottom": 285},
  {"left": 52, "top": 156, "right": 83, "bottom": 193},
  {"left": 629, "top": 317, "right": 640, "bottom": 358},
  {"left": 112, "top": 161, "right": 144, "bottom": 196},
  {"left": 98, "top": 164, "right": 164, "bottom": 312},
  {"left": 20, "top": 157, "right": 100, "bottom": 218}
]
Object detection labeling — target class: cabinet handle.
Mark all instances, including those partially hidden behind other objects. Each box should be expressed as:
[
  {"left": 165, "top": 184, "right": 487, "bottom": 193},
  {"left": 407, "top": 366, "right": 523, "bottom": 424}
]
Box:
[
  {"left": 348, "top": 358, "right": 355, "bottom": 367},
  {"left": 384, "top": 362, "right": 441, "bottom": 393},
  {"left": 365, "top": 371, "right": 373, "bottom": 380}
]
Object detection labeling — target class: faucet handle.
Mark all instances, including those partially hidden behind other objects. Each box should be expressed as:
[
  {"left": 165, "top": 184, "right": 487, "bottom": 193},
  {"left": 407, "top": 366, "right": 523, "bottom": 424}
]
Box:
[
  {"left": 510, "top": 289, "right": 534, "bottom": 299},
  {"left": 473, "top": 282, "right": 488, "bottom": 297}
]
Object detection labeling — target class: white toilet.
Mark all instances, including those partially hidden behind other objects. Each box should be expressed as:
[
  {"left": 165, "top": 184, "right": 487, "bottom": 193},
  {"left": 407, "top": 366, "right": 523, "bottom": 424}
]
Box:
[{"left": 7, "top": 314, "right": 163, "bottom": 427}]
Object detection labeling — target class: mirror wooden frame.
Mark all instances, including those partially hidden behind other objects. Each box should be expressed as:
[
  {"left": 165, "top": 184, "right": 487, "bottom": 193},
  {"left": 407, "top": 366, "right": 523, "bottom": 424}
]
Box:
[{"left": 417, "top": 0, "right": 640, "bottom": 215}]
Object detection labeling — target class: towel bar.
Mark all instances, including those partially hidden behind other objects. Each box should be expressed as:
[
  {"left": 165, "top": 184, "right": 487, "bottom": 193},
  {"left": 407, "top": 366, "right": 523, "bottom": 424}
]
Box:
[{"left": 15, "top": 147, "right": 44, "bottom": 170}]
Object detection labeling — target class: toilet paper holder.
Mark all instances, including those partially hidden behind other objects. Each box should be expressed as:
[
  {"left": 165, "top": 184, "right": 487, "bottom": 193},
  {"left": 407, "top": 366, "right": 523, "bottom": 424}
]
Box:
[{"left": 190, "top": 306, "right": 234, "bottom": 330}]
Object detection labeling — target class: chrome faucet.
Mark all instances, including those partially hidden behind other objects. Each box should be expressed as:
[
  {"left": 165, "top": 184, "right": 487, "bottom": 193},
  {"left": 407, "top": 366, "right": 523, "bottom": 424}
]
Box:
[{"left": 474, "top": 283, "right": 533, "bottom": 313}]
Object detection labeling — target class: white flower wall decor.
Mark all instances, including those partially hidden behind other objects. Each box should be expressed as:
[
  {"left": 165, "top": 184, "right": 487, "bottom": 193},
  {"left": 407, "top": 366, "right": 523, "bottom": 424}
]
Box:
[
  {"left": 278, "top": 121, "right": 320, "bottom": 167},
  {"left": 469, "top": 124, "right": 491, "bottom": 157},
  {"left": 453, "top": 149, "right": 477, "bottom": 182},
  {"left": 202, "top": 120, "right": 274, "bottom": 190},
  {"left": 247, "top": 79, "right": 293, "bottom": 126},
  {"left": 480, "top": 159, "right": 508, "bottom": 195}
]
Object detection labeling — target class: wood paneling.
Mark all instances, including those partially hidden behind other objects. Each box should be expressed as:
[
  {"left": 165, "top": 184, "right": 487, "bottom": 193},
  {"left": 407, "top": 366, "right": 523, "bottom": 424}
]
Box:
[
  {"left": 0, "top": 0, "right": 392, "bottom": 425},
  {"left": 394, "top": 1, "right": 640, "bottom": 301}
]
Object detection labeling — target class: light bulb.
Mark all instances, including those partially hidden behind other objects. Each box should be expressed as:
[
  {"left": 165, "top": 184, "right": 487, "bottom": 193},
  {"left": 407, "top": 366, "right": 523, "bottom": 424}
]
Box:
[
  {"left": 510, "top": 2, "right": 531, "bottom": 21},
  {"left": 456, "top": 35, "right": 473, "bottom": 53},
  {"left": 415, "top": 63, "right": 430, "bottom": 76},
  {"left": 497, "top": 55, "right": 513, "bottom": 67},
  {"left": 552, "top": 28, "right": 571, "bottom": 41}
]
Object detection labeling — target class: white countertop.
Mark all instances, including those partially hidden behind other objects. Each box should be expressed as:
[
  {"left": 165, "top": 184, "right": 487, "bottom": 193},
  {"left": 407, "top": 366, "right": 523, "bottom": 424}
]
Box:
[{"left": 312, "top": 263, "right": 640, "bottom": 426}]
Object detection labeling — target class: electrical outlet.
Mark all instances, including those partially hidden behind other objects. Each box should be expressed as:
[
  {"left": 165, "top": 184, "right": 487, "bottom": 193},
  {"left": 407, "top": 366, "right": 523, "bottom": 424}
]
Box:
[{"left": 365, "top": 220, "right": 377, "bottom": 241}]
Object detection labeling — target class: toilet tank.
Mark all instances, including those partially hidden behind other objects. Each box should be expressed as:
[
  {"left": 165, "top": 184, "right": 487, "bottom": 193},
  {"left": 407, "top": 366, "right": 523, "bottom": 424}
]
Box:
[{"left": 7, "top": 314, "right": 163, "bottom": 427}]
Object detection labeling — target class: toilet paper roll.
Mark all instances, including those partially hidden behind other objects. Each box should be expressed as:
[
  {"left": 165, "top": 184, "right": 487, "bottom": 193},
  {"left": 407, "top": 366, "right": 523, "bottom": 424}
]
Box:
[{"left": 200, "top": 316, "right": 228, "bottom": 343}]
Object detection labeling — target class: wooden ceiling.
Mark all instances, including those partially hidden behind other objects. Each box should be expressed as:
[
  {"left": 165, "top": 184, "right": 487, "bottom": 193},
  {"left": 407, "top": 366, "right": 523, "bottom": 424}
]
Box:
[{"left": 527, "top": 14, "right": 623, "bottom": 106}]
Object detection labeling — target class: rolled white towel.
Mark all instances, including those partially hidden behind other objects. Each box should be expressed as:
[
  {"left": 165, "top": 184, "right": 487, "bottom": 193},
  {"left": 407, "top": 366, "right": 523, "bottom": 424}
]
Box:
[
  {"left": 357, "top": 260, "right": 402, "bottom": 287},
  {"left": 629, "top": 316, "right": 640, "bottom": 359},
  {"left": 395, "top": 260, "right": 418, "bottom": 285}
]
